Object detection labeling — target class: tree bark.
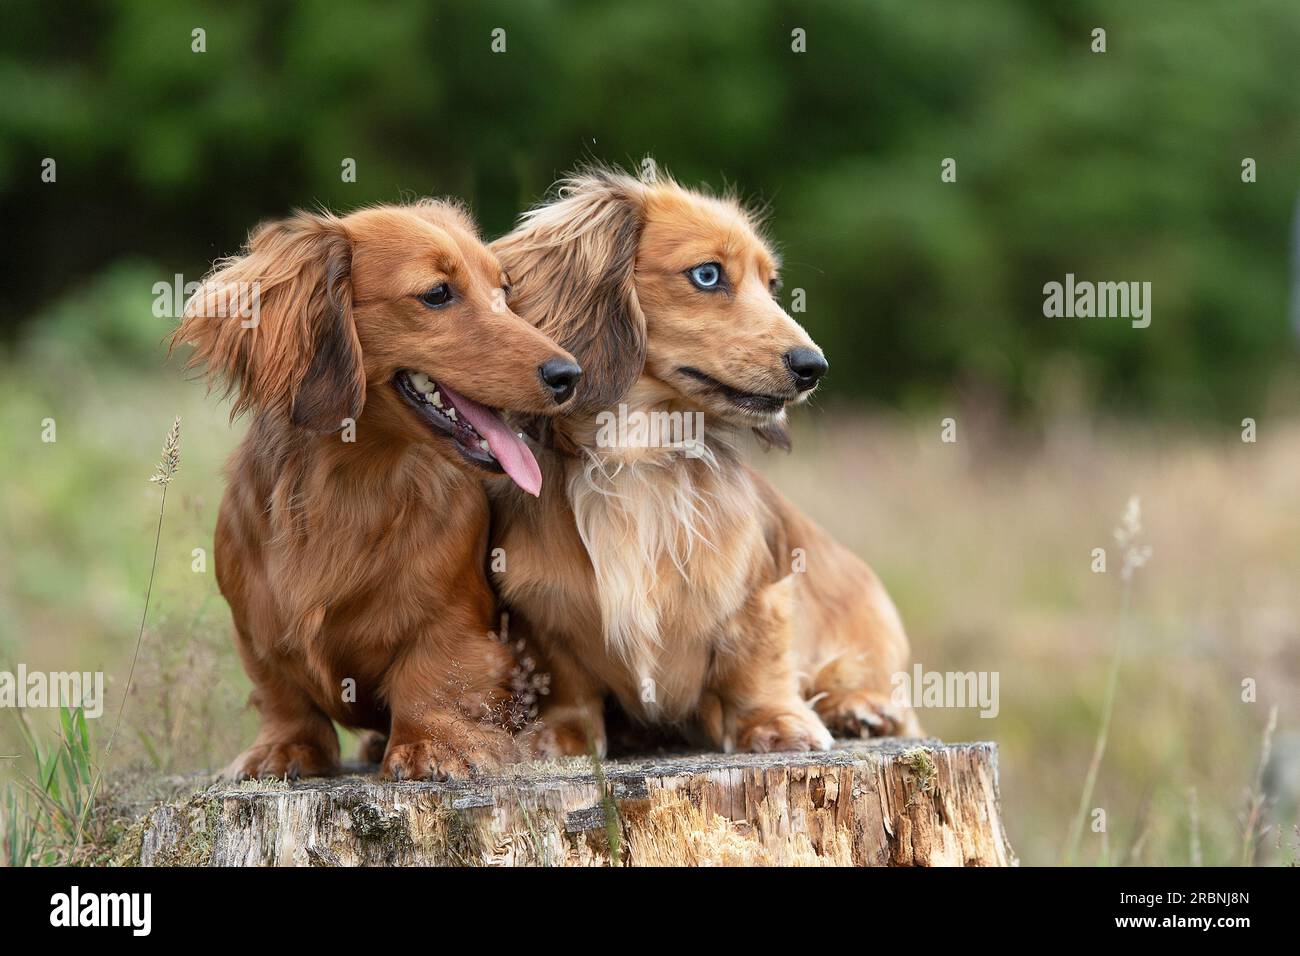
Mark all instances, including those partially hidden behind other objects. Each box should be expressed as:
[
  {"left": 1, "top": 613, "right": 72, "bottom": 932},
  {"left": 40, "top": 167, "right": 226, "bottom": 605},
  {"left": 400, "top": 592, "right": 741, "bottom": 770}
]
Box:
[{"left": 116, "top": 739, "right": 1015, "bottom": 866}]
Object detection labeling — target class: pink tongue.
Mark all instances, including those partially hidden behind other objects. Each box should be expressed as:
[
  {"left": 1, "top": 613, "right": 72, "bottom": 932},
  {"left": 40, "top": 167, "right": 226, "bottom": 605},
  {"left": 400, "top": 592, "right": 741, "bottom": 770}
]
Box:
[{"left": 436, "top": 383, "right": 543, "bottom": 496}]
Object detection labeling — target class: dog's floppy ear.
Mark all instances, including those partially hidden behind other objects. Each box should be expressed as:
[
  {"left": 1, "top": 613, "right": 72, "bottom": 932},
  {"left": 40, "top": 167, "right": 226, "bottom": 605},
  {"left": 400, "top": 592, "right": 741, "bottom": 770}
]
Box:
[
  {"left": 171, "top": 211, "right": 364, "bottom": 432},
  {"left": 492, "top": 168, "right": 647, "bottom": 412}
]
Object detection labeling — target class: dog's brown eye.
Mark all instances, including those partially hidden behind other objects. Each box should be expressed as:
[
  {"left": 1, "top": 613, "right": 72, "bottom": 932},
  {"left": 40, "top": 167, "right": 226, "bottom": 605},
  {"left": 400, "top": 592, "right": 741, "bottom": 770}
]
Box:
[
  {"left": 419, "top": 284, "right": 453, "bottom": 308},
  {"left": 770, "top": 276, "right": 783, "bottom": 295}
]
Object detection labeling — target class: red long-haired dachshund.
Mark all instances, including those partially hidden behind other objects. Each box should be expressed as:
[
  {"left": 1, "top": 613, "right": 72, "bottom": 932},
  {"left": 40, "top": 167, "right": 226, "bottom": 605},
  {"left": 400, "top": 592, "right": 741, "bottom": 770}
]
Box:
[
  {"left": 490, "top": 165, "right": 919, "bottom": 756},
  {"left": 174, "top": 201, "right": 580, "bottom": 780}
]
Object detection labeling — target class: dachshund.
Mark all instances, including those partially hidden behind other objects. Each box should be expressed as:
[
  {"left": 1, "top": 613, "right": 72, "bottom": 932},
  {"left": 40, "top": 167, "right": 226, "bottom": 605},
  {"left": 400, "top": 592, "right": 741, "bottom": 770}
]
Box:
[
  {"left": 173, "top": 201, "right": 581, "bottom": 780},
  {"left": 489, "top": 165, "right": 919, "bottom": 756}
]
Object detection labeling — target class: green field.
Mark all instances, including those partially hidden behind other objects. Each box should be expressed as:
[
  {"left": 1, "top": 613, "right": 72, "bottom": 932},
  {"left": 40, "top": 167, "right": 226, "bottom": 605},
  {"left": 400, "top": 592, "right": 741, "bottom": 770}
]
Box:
[
  {"left": 3, "top": 0, "right": 1299, "bottom": 868},
  {"left": 2, "top": 343, "right": 1295, "bottom": 865}
]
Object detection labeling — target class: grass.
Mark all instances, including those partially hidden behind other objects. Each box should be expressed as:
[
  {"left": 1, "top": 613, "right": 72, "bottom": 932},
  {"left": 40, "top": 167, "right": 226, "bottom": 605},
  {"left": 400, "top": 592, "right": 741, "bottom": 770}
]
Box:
[
  {"left": 1063, "top": 496, "right": 1150, "bottom": 864},
  {"left": 74, "top": 415, "right": 180, "bottom": 848},
  {"left": 2, "top": 707, "right": 95, "bottom": 866},
  {"left": 759, "top": 409, "right": 1299, "bottom": 866},
  {"left": 1, "top": 344, "right": 1297, "bottom": 865}
]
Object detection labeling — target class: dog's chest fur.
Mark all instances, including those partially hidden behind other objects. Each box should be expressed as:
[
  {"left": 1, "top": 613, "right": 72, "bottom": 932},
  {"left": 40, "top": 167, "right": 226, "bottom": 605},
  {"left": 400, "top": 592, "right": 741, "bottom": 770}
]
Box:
[
  {"left": 537, "top": 440, "right": 772, "bottom": 721},
  {"left": 219, "top": 432, "right": 494, "bottom": 722}
]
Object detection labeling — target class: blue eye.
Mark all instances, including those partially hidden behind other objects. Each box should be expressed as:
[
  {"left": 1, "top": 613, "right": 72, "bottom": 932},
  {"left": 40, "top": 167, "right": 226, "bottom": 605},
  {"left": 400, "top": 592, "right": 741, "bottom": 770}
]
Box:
[{"left": 688, "top": 262, "right": 722, "bottom": 290}]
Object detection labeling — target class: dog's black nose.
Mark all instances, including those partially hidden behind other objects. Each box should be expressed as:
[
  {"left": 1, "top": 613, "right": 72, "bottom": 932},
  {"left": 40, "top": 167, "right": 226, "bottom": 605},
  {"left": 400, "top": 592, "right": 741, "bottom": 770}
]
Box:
[
  {"left": 784, "top": 347, "right": 828, "bottom": 391},
  {"left": 539, "top": 358, "right": 582, "bottom": 404}
]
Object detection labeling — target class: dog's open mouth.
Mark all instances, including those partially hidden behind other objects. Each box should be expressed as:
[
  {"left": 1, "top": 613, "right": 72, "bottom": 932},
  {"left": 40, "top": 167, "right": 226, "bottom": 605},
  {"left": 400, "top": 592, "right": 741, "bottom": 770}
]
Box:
[
  {"left": 394, "top": 370, "right": 542, "bottom": 496},
  {"left": 677, "top": 367, "right": 789, "bottom": 415}
]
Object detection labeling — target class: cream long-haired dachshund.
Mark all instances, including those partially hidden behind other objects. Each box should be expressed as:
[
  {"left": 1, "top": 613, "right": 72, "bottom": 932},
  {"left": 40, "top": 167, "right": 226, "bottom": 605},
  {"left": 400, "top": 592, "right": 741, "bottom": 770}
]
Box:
[{"left": 490, "top": 165, "right": 920, "bottom": 756}]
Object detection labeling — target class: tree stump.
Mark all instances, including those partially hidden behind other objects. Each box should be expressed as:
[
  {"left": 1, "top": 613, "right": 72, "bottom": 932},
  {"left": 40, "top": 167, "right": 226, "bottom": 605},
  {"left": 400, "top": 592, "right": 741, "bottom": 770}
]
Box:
[{"left": 117, "top": 739, "right": 1015, "bottom": 866}]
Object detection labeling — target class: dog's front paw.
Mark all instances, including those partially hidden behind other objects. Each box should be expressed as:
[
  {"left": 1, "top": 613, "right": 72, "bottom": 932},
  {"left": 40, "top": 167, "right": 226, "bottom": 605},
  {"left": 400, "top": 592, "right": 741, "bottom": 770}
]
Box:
[
  {"left": 813, "top": 690, "right": 913, "bottom": 738},
  {"left": 734, "top": 706, "right": 833, "bottom": 753},
  {"left": 382, "top": 724, "right": 518, "bottom": 781},
  {"left": 223, "top": 742, "right": 339, "bottom": 781}
]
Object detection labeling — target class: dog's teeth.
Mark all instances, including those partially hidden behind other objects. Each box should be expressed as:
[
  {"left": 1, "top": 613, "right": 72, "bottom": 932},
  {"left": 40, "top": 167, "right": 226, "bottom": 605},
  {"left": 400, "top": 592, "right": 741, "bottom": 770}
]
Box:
[
  {"left": 479, "top": 440, "right": 490, "bottom": 452},
  {"left": 447, "top": 407, "right": 457, "bottom": 422},
  {"left": 431, "top": 391, "right": 442, "bottom": 407},
  {"left": 409, "top": 372, "right": 432, "bottom": 392}
]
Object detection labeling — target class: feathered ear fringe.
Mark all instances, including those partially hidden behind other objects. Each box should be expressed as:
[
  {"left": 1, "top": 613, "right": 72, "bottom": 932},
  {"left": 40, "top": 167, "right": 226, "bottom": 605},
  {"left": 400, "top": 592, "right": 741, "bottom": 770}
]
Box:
[
  {"left": 170, "top": 211, "right": 365, "bottom": 432},
  {"left": 492, "top": 165, "right": 649, "bottom": 414}
]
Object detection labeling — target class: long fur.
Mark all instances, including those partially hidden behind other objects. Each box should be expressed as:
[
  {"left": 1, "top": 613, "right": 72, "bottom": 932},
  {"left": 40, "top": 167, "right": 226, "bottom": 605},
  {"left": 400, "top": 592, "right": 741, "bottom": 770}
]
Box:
[
  {"left": 491, "top": 164, "right": 920, "bottom": 756},
  {"left": 175, "top": 201, "right": 577, "bottom": 781},
  {"left": 569, "top": 427, "right": 730, "bottom": 690},
  {"left": 496, "top": 168, "right": 648, "bottom": 414},
  {"left": 179, "top": 211, "right": 364, "bottom": 431}
]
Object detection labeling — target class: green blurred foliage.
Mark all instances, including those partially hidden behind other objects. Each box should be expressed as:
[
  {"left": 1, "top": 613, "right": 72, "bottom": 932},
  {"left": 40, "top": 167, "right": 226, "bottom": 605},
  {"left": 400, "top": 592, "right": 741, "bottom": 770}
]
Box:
[{"left": 1, "top": 0, "right": 1298, "bottom": 416}]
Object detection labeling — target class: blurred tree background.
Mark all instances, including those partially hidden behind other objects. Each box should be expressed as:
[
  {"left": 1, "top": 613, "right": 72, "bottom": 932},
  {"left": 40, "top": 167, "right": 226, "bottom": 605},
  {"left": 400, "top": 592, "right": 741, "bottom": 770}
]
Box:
[
  {"left": 4, "top": 1, "right": 1300, "bottom": 867},
  {"left": 2, "top": 0, "right": 1297, "bottom": 418}
]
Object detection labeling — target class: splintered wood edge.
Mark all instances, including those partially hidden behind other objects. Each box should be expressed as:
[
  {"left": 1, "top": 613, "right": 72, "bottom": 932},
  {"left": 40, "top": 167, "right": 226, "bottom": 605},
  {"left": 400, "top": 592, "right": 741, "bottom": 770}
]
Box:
[
  {"left": 209, "top": 737, "right": 971, "bottom": 796},
  {"left": 122, "top": 739, "right": 1016, "bottom": 867}
]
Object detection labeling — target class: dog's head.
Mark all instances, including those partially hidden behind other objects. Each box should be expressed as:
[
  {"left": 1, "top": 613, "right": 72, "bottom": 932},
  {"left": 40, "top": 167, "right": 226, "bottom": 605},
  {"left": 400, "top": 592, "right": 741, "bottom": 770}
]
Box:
[
  {"left": 492, "top": 165, "right": 824, "bottom": 447},
  {"left": 173, "top": 202, "right": 580, "bottom": 495}
]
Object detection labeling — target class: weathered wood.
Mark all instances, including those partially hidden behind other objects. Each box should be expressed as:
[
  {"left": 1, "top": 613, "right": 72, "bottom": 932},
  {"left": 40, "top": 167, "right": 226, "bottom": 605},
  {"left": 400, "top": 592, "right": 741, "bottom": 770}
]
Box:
[{"left": 116, "top": 739, "right": 1015, "bottom": 866}]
